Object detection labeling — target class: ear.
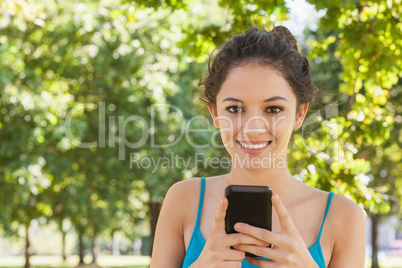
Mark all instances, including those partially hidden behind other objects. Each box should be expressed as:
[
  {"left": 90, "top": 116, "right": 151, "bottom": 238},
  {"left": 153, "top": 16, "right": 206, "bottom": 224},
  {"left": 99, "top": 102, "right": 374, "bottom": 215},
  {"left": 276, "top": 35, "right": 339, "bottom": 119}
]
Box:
[
  {"left": 208, "top": 105, "right": 220, "bottom": 128},
  {"left": 294, "top": 103, "right": 309, "bottom": 130}
]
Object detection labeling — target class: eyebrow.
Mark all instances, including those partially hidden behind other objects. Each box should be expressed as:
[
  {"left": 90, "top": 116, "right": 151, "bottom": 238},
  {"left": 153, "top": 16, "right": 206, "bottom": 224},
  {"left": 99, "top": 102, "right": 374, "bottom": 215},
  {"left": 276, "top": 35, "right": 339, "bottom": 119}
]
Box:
[{"left": 222, "top": 96, "right": 288, "bottom": 103}]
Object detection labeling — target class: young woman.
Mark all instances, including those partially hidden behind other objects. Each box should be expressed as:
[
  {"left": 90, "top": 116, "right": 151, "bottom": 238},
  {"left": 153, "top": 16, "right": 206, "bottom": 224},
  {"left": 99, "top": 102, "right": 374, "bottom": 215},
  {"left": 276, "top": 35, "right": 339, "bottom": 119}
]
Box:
[{"left": 151, "top": 26, "right": 366, "bottom": 268}]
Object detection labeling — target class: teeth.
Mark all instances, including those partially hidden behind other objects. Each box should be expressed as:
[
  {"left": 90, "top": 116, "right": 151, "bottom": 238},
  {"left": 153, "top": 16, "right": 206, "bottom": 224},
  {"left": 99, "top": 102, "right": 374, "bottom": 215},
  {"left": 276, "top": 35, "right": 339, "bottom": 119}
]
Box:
[{"left": 238, "top": 141, "right": 269, "bottom": 149}]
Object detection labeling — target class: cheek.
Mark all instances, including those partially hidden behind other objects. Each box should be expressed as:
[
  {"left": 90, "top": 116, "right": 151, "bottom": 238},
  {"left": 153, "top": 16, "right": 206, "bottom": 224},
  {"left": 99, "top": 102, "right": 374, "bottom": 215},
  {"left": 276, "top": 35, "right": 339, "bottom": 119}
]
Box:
[
  {"left": 215, "top": 116, "right": 239, "bottom": 148},
  {"left": 217, "top": 114, "right": 239, "bottom": 132},
  {"left": 218, "top": 119, "right": 236, "bottom": 142},
  {"left": 269, "top": 114, "right": 295, "bottom": 137}
]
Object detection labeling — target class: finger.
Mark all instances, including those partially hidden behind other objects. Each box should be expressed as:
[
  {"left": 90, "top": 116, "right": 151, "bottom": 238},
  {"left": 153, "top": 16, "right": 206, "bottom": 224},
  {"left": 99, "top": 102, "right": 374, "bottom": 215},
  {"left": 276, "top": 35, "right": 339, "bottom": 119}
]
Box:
[
  {"left": 233, "top": 244, "right": 275, "bottom": 260},
  {"left": 272, "top": 194, "right": 295, "bottom": 233},
  {"left": 223, "top": 233, "right": 270, "bottom": 248},
  {"left": 211, "top": 197, "right": 228, "bottom": 234},
  {"left": 219, "top": 248, "right": 246, "bottom": 261},
  {"left": 247, "top": 256, "right": 275, "bottom": 267},
  {"left": 234, "top": 223, "right": 283, "bottom": 247},
  {"left": 235, "top": 244, "right": 290, "bottom": 264},
  {"left": 217, "top": 261, "right": 243, "bottom": 268}
]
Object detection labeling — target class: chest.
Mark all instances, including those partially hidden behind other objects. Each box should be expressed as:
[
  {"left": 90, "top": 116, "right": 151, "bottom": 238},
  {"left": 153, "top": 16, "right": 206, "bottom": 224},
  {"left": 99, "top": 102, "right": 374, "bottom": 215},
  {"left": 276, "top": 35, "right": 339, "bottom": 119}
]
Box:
[{"left": 183, "top": 196, "right": 333, "bottom": 266}]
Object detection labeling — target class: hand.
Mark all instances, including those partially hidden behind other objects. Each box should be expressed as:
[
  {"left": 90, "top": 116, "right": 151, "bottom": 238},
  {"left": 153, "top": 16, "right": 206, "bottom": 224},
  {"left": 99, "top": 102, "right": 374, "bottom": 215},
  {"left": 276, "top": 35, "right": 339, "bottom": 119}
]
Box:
[
  {"left": 191, "top": 197, "right": 270, "bottom": 268},
  {"left": 232, "top": 194, "right": 319, "bottom": 268}
]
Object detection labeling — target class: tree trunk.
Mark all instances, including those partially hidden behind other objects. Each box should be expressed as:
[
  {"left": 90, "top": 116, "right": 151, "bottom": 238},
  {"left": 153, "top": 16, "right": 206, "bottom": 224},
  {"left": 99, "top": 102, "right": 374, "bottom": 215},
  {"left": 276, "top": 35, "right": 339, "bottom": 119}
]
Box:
[
  {"left": 24, "top": 222, "right": 32, "bottom": 268},
  {"left": 91, "top": 235, "right": 99, "bottom": 264},
  {"left": 149, "top": 198, "right": 163, "bottom": 256},
  {"left": 112, "top": 230, "right": 120, "bottom": 256},
  {"left": 61, "top": 230, "right": 67, "bottom": 261},
  {"left": 78, "top": 228, "right": 85, "bottom": 264},
  {"left": 371, "top": 214, "right": 380, "bottom": 268},
  {"left": 57, "top": 218, "right": 68, "bottom": 262}
]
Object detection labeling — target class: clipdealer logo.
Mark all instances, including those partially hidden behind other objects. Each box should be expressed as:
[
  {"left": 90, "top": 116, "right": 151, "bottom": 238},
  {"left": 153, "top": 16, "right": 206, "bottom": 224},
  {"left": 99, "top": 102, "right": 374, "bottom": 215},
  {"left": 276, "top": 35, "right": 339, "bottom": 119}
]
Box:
[
  {"left": 65, "top": 103, "right": 220, "bottom": 160},
  {"left": 64, "top": 101, "right": 340, "bottom": 165},
  {"left": 129, "top": 152, "right": 288, "bottom": 173}
]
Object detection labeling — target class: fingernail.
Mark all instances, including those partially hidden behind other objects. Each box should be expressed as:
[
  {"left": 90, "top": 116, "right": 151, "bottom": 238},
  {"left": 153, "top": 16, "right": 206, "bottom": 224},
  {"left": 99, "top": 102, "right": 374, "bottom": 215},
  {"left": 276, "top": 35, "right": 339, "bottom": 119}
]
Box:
[{"left": 235, "top": 223, "right": 242, "bottom": 231}]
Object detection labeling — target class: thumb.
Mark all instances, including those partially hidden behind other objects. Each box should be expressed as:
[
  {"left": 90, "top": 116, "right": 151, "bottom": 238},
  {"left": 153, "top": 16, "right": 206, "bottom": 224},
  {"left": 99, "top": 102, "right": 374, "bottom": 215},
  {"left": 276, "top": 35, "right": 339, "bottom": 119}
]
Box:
[{"left": 211, "top": 197, "right": 228, "bottom": 235}]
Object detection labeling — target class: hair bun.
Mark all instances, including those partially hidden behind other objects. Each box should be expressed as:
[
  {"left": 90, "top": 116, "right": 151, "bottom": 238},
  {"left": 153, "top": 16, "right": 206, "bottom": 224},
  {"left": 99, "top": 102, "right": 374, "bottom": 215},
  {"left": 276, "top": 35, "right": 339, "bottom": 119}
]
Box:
[{"left": 272, "top": 26, "right": 298, "bottom": 51}]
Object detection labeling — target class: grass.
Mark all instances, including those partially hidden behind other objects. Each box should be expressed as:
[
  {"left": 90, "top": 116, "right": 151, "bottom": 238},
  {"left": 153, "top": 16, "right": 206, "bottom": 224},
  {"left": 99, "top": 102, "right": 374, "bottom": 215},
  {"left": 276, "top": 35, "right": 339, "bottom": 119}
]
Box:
[
  {"left": 0, "top": 255, "right": 150, "bottom": 268},
  {"left": 365, "top": 257, "right": 402, "bottom": 268},
  {"left": 0, "top": 255, "right": 401, "bottom": 268}
]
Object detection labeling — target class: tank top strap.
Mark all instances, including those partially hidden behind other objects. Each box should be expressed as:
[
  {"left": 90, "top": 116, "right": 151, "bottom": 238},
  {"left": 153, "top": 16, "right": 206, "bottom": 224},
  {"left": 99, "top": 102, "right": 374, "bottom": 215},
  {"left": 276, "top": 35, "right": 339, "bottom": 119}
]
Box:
[
  {"left": 317, "top": 192, "right": 334, "bottom": 242},
  {"left": 194, "top": 177, "right": 206, "bottom": 228}
]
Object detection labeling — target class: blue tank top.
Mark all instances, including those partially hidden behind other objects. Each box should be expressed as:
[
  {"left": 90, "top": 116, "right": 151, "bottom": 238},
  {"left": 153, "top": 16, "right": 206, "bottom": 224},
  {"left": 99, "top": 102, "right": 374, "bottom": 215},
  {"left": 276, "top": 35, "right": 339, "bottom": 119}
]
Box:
[{"left": 182, "top": 177, "right": 334, "bottom": 268}]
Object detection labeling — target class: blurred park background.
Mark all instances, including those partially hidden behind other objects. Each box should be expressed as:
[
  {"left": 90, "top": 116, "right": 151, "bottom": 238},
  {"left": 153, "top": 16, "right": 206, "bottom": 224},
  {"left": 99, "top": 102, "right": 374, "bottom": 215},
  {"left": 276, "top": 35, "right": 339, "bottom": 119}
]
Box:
[{"left": 0, "top": 0, "right": 401, "bottom": 267}]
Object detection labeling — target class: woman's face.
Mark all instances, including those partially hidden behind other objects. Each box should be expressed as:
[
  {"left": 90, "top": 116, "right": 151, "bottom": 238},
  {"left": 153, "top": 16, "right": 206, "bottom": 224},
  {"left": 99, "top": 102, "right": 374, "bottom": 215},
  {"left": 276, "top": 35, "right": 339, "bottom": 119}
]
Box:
[{"left": 208, "top": 63, "right": 308, "bottom": 169}]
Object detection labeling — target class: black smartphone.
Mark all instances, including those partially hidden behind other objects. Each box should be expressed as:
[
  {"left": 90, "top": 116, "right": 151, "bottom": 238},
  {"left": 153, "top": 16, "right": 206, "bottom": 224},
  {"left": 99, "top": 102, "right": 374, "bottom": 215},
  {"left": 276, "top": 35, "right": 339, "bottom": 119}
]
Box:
[{"left": 225, "top": 184, "right": 273, "bottom": 257}]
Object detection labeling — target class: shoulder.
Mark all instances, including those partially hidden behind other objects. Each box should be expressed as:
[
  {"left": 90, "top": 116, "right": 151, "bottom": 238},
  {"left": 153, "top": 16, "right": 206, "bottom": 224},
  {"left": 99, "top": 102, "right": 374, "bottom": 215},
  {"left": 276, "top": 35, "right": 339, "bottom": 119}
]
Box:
[
  {"left": 153, "top": 178, "right": 203, "bottom": 245},
  {"left": 325, "top": 194, "right": 366, "bottom": 266},
  {"left": 327, "top": 193, "right": 366, "bottom": 237},
  {"left": 163, "top": 177, "right": 204, "bottom": 222},
  {"left": 165, "top": 177, "right": 203, "bottom": 201},
  {"left": 329, "top": 193, "right": 366, "bottom": 226},
  {"left": 151, "top": 178, "right": 204, "bottom": 266},
  {"left": 291, "top": 181, "right": 330, "bottom": 207},
  {"left": 295, "top": 183, "right": 364, "bottom": 222}
]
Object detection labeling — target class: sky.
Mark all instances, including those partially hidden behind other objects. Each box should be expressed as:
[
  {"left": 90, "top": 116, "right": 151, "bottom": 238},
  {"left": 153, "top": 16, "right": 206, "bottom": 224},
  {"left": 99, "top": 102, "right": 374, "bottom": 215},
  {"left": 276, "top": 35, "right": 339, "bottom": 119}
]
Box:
[{"left": 283, "top": 0, "right": 327, "bottom": 38}]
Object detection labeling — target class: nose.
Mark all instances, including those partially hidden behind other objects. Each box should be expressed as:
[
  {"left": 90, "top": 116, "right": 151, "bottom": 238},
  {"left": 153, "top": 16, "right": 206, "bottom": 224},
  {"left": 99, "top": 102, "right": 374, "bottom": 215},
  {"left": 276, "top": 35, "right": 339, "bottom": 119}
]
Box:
[{"left": 243, "top": 115, "right": 269, "bottom": 137}]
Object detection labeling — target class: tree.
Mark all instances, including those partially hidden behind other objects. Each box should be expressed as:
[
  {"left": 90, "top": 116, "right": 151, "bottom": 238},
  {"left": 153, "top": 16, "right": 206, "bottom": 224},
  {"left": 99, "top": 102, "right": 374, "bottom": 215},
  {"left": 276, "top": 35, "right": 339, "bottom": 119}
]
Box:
[
  {"left": 0, "top": 1, "right": 73, "bottom": 266},
  {"left": 300, "top": 1, "right": 402, "bottom": 267},
  {"left": 1, "top": 1, "right": 400, "bottom": 267}
]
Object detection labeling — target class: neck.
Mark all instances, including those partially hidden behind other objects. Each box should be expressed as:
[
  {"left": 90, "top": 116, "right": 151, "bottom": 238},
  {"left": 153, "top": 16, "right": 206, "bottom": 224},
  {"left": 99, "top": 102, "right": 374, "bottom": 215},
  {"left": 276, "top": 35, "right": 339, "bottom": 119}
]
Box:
[{"left": 224, "top": 161, "right": 296, "bottom": 198}]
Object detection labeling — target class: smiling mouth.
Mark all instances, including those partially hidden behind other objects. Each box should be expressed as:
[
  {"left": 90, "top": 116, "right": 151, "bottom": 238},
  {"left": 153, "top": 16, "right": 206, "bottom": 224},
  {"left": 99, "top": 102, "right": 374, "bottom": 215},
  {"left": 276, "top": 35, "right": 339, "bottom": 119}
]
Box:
[{"left": 237, "top": 140, "right": 272, "bottom": 149}]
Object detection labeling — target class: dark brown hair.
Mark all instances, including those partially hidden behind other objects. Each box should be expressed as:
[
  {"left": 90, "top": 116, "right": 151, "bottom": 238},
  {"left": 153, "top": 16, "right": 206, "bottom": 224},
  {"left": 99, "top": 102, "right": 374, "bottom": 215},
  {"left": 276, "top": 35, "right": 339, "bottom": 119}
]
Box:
[{"left": 199, "top": 25, "right": 318, "bottom": 110}]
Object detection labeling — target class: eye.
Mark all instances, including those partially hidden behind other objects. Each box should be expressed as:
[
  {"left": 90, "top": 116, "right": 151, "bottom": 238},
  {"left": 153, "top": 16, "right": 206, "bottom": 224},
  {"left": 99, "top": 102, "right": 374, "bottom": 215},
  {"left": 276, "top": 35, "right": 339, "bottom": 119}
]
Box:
[
  {"left": 226, "top": 106, "right": 243, "bottom": 114},
  {"left": 266, "top": 106, "right": 283, "bottom": 114}
]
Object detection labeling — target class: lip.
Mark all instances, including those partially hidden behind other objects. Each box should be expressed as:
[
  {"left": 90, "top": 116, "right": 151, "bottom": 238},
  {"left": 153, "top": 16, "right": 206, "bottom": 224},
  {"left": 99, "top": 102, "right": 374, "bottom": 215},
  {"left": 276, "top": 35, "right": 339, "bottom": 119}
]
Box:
[{"left": 236, "top": 140, "right": 272, "bottom": 155}]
